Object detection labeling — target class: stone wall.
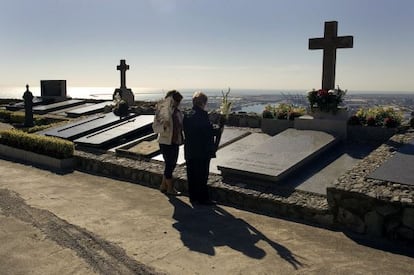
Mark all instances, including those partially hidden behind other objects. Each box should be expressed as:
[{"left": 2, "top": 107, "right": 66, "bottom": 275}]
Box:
[{"left": 328, "top": 130, "right": 414, "bottom": 241}]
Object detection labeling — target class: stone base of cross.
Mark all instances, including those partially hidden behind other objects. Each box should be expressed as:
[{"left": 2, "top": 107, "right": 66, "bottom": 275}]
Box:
[{"left": 113, "top": 88, "right": 134, "bottom": 107}]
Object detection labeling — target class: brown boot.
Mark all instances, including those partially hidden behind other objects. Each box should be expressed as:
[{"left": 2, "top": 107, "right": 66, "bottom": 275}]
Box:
[
  {"left": 166, "top": 178, "right": 181, "bottom": 196},
  {"left": 159, "top": 176, "right": 167, "bottom": 193}
]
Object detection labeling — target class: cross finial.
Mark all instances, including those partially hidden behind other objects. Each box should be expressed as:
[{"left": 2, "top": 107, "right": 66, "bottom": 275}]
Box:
[
  {"left": 309, "top": 21, "right": 353, "bottom": 90},
  {"left": 116, "top": 59, "right": 130, "bottom": 89},
  {"left": 26, "top": 84, "right": 29, "bottom": 91}
]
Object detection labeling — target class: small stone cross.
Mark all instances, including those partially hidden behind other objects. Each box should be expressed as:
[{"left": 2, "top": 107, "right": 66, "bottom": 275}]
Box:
[
  {"left": 309, "top": 21, "right": 353, "bottom": 90},
  {"left": 117, "top": 59, "right": 129, "bottom": 89}
]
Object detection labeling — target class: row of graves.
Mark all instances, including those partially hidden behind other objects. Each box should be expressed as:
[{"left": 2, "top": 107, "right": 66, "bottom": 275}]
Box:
[{"left": 6, "top": 22, "right": 414, "bottom": 241}]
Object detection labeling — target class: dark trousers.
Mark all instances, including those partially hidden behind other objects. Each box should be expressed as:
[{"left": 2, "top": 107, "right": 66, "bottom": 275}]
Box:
[
  {"left": 159, "top": 144, "right": 179, "bottom": 179},
  {"left": 186, "top": 158, "right": 211, "bottom": 203}
]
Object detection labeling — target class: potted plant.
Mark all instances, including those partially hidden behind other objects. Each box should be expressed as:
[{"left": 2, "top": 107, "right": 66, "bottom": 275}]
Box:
[
  {"left": 261, "top": 103, "right": 305, "bottom": 135},
  {"left": 307, "top": 86, "right": 348, "bottom": 119},
  {"left": 347, "top": 107, "right": 403, "bottom": 142}
]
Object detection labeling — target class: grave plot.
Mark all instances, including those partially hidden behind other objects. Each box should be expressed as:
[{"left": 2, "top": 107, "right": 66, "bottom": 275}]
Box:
[
  {"left": 114, "top": 133, "right": 160, "bottom": 159},
  {"left": 33, "top": 99, "right": 85, "bottom": 115},
  {"left": 74, "top": 115, "right": 154, "bottom": 148},
  {"left": 218, "top": 129, "right": 338, "bottom": 185},
  {"left": 151, "top": 127, "right": 251, "bottom": 166},
  {"left": 42, "top": 112, "right": 138, "bottom": 140},
  {"left": 368, "top": 138, "right": 414, "bottom": 186},
  {"left": 66, "top": 101, "right": 112, "bottom": 117},
  {"left": 210, "top": 132, "right": 270, "bottom": 174}
]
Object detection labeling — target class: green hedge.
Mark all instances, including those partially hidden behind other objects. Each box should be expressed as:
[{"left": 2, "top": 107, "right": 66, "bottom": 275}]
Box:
[{"left": 0, "top": 129, "right": 74, "bottom": 159}]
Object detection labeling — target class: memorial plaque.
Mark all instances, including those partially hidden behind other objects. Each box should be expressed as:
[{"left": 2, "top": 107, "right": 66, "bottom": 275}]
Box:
[
  {"left": 33, "top": 99, "right": 85, "bottom": 114},
  {"left": 42, "top": 112, "right": 137, "bottom": 140},
  {"left": 65, "top": 101, "right": 112, "bottom": 117},
  {"left": 218, "top": 129, "right": 338, "bottom": 184},
  {"left": 210, "top": 133, "right": 270, "bottom": 174},
  {"left": 74, "top": 115, "right": 154, "bottom": 148},
  {"left": 368, "top": 139, "right": 414, "bottom": 186}
]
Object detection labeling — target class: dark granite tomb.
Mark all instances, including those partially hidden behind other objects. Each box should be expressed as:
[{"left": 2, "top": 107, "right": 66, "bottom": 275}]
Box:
[
  {"left": 33, "top": 99, "right": 85, "bottom": 115},
  {"left": 65, "top": 101, "right": 112, "bottom": 117},
  {"left": 74, "top": 115, "right": 154, "bottom": 148}
]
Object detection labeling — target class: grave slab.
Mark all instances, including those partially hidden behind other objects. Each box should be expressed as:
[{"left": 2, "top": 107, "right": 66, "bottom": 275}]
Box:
[
  {"left": 33, "top": 99, "right": 85, "bottom": 115},
  {"left": 42, "top": 112, "right": 137, "bottom": 140},
  {"left": 218, "top": 129, "right": 338, "bottom": 184},
  {"left": 113, "top": 133, "right": 159, "bottom": 158},
  {"left": 368, "top": 139, "right": 414, "bottom": 186},
  {"left": 210, "top": 133, "right": 270, "bottom": 174},
  {"left": 66, "top": 101, "right": 112, "bottom": 117},
  {"left": 74, "top": 115, "right": 154, "bottom": 148},
  {"left": 152, "top": 127, "right": 251, "bottom": 166}
]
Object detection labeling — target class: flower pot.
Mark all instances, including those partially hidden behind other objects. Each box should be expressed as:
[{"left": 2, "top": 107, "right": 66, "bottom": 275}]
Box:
[
  {"left": 311, "top": 107, "right": 349, "bottom": 120},
  {"left": 261, "top": 118, "right": 294, "bottom": 136}
]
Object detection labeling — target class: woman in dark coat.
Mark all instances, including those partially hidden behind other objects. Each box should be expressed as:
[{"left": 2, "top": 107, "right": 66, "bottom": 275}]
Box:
[{"left": 183, "top": 91, "right": 217, "bottom": 205}]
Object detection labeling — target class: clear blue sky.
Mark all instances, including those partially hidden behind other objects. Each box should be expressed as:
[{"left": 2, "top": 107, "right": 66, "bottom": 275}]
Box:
[{"left": 1, "top": 0, "right": 413, "bottom": 92}]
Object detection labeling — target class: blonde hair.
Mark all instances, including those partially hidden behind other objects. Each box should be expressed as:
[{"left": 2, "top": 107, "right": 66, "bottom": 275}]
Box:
[{"left": 192, "top": 91, "right": 208, "bottom": 108}]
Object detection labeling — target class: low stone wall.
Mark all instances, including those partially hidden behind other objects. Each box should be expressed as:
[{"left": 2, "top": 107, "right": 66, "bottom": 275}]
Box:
[{"left": 328, "top": 130, "right": 414, "bottom": 241}]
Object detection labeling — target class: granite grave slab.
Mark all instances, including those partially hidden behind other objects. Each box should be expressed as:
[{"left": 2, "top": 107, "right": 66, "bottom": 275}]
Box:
[
  {"left": 42, "top": 112, "right": 137, "bottom": 140},
  {"left": 113, "top": 133, "right": 159, "bottom": 158},
  {"left": 368, "top": 139, "right": 414, "bottom": 186},
  {"left": 218, "top": 129, "right": 338, "bottom": 184},
  {"left": 74, "top": 115, "right": 154, "bottom": 148},
  {"left": 66, "top": 101, "right": 111, "bottom": 118},
  {"left": 210, "top": 132, "right": 270, "bottom": 174},
  {"left": 33, "top": 99, "right": 85, "bottom": 115}
]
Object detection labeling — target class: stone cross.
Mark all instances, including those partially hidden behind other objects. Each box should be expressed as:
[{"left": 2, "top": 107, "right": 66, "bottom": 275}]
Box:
[
  {"left": 309, "top": 21, "right": 353, "bottom": 90},
  {"left": 117, "top": 59, "right": 129, "bottom": 89}
]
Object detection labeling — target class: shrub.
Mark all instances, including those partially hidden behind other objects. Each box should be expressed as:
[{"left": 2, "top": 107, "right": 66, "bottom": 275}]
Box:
[
  {"left": 349, "top": 107, "right": 403, "bottom": 128},
  {"left": 0, "top": 129, "right": 74, "bottom": 159},
  {"left": 262, "top": 103, "right": 305, "bottom": 120}
]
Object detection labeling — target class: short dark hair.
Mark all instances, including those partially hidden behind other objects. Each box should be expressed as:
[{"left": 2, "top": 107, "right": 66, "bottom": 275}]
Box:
[
  {"left": 165, "top": 90, "right": 183, "bottom": 103},
  {"left": 192, "top": 91, "right": 208, "bottom": 108}
]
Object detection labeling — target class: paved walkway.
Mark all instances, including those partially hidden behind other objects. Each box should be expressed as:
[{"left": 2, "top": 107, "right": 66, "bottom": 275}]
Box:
[{"left": 0, "top": 158, "right": 413, "bottom": 275}]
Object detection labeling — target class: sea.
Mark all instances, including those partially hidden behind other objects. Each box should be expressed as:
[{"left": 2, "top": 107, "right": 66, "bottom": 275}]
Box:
[{"left": 2, "top": 86, "right": 413, "bottom": 114}]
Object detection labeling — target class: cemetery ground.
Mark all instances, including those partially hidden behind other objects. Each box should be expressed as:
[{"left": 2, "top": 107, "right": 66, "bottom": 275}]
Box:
[{"left": 1, "top": 158, "right": 414, "bottom": 274}]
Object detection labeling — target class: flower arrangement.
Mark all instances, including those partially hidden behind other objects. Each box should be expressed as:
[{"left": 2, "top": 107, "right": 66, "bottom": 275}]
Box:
[
  {"left": 307, "top": 86, "right": 347, "bottom": 113},
  {"left": 262, "top": 103, "right": 306, "bottom": 120},
  {"left": 348, "top": 106, "right": 403, "bottom": 128}
]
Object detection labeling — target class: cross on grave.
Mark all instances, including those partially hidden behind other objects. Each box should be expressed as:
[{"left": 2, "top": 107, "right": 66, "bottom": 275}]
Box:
[
  {"left": 309, "top": 21, "right": 353, "bottom": 91},
  {"left": 117, "top": 59, "right": 129, "bottom": 89}
]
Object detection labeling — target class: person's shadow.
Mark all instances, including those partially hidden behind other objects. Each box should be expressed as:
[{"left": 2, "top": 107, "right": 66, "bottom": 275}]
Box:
[{"left": 168, "top": 197, "right": 304, "bottom": 269}]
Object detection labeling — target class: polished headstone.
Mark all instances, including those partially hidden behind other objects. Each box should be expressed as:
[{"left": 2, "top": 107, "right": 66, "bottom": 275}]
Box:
[
  {"left": 368, "top": 139, "right": 414, "bottom": 186},
  {"left": 41, "top": 80, "right": 67, "bottom": 99},
  {"left": 42, "top": 112, "right": 137, "bottom": 140},
  {"left": 33, "top": 99, "right": 85, "bottom": 114},
  {"left": 66, "top": 101, "right": 112, "bottom": 117},
  {"left": 218, "top": 129, "right": 338, "bottom": 184},
  {"left": 74, "top": 115, "right": 154, "bottom": 147},
  {"left": 210, "top": 133, "right": 270, "bottom": 174}
]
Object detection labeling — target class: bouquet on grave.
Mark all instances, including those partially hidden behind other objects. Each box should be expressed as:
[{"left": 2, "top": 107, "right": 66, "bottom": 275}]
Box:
[{"left": 307, "top": 86, "right": 346, "bottom": 113}]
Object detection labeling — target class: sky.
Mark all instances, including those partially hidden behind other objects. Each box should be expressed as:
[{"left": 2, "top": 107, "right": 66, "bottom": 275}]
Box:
[{"left": 1, "top": 0, "right": 414, "bottom": 92}]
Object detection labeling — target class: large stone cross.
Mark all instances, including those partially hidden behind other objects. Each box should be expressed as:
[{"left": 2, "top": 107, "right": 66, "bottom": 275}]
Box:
[
  {"left": 309, "top": 21, "right": 353, "bottom": 90},
  {"left": 117, "top": 59, "right": 129, "bottom": 89}
]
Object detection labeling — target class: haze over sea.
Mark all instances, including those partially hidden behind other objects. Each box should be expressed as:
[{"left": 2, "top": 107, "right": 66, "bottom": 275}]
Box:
[{"left": 2, "top": 86, "right": 413, "bottom": 101}]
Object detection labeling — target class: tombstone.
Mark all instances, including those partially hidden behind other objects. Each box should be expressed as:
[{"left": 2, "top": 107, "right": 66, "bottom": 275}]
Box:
[
  {"left": 217, "top": 129, "right": 338, "bottom": 185},
  {"left": 40, "top": 80, "right": 68, "bottom": 101},
  {"left": 368, "top": 139, "right": 414, "bottom": 186},
  {"left": 295, "top": 21, "right": 354, "bottom": 139},
  {"left": 33, "top": 99, "right": 85, "bottom": 115},
  {"left": 23, "top": 84, "right": 34, "bottom": 127},
  {"left": 114, "top": 133, "right": 160, "bottom": 158},
  {"left": 65, "top": 101, "right": 112, "bottom": 118},
  {"left": 210, "top": 132, "right": 270, "bottom": 174},
  {"left": 42, "top": 112, "right": 138, "bottom": 140},
  {"left": 74, "top": 115, "right": 154, "bottom": 148},
  {"left": 113, "top": 59, "right": 134, "bottom": 106},
  {"left": 309, "top": 21, "right": 353, "bottom": 90}
]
